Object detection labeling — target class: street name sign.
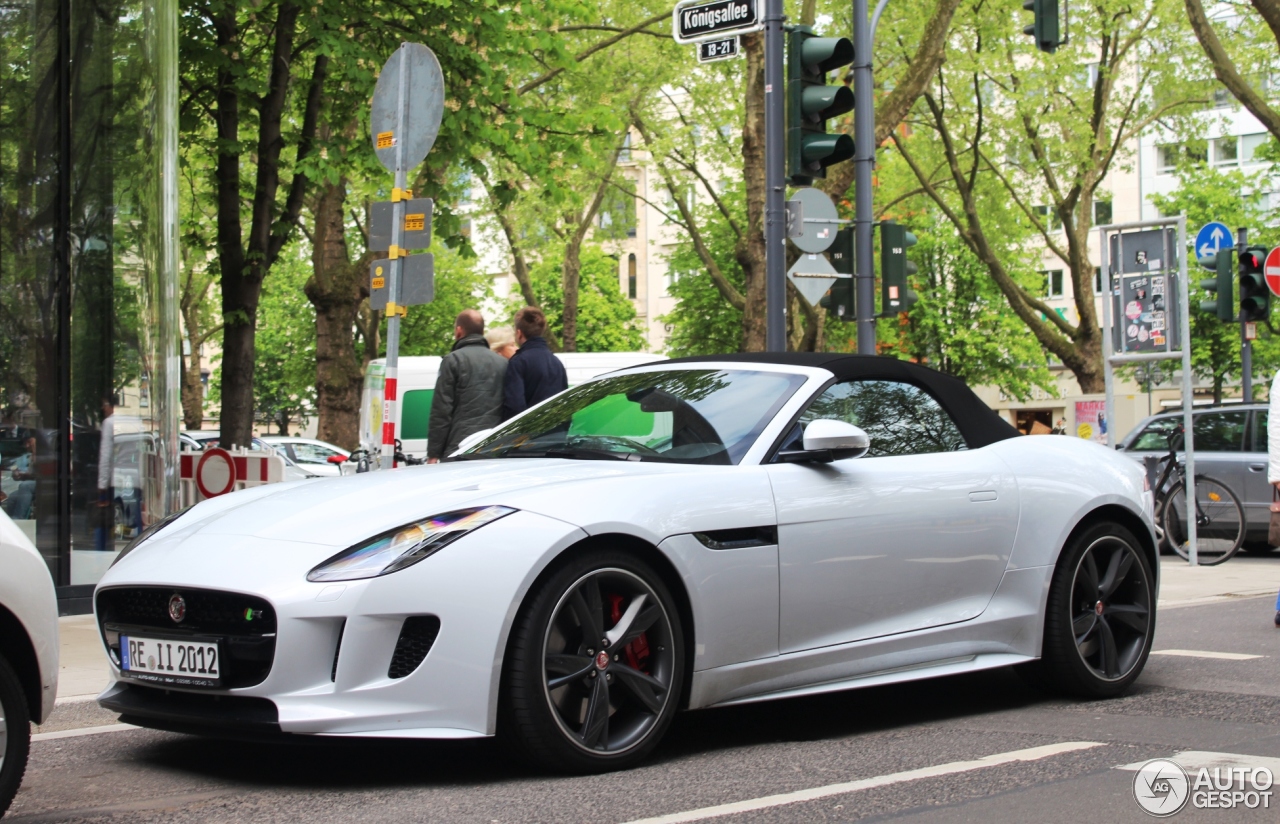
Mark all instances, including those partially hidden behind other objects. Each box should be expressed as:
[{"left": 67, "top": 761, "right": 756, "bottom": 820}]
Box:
[
  {"left": 1265, "top": 246, "right": 1280, "bottom": 297},
  {"left": 698, "top": 36, "right": 740, "bottom": 62},
  {"left": 1195, "top": 221, "right": 1234, "bottom": 265},
  {"left": 673, "top": 0, "right": 761, "bottom": 44}
]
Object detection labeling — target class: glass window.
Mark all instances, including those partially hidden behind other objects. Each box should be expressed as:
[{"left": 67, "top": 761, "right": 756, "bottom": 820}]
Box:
[
  {"left": 401, "top": 389, "right": 434, "bottom": 440},
  {"left": 627, "top": 254, "right": 637, "bottom": 299},
  {"left": 1043, "top": 269, "right": 1065, "bottom": 298},
  {"left": 1130, "top": 418, "right": 1178, "bottom": 450},
  {"left": 1094, "top": 199, "right": 1113, "bottom": 225},
  {"left": 1193, "top": 411, "right": 1247, "bottom": 452},
  {"left": 291, "top": 442, "right": 344, "bottom": 465},
  {"left": 1156, "top": 145, "right": 1180, "bottom": 173},
  {"left": 1242, "top": 133, "right": 1269, "bottom": 163},
  {"left": 1253, "top": 410, "right": 1268, "bottom": 453},
  {"left": 461, "top": 369, "right": 807, "bottom": 465},
  {"left": 1212, "top": 136, "right": 1239, "bottom": 166},
  {"left": 798, "top": 380, "right": 967, "bottom": 458},
  {"left": 1094, "top": 266, "right": 1105, "bottom": 295}
]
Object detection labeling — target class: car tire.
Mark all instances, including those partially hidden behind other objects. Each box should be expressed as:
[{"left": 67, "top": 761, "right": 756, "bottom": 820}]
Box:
[
  {"left": 1034, "top": 521, "right": 1155, "bottom": 699},
  {"left": 0, "top": 653, "right": 31, "bottom": 818},
  {"left": 499, "top": 549, "right": 685, "bottom": 774}
]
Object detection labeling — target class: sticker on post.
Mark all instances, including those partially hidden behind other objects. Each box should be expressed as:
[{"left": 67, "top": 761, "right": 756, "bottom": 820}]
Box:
[{"left": 376, "top": 131, "right": 395, "bottom": 149}]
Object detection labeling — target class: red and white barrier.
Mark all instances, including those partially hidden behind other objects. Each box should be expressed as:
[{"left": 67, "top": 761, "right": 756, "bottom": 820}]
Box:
[{"left": 179, "top": 446, "right": 286, "bottom": 507}]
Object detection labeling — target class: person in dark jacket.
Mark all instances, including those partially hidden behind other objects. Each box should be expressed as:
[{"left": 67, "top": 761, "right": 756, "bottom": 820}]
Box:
[
  {"left": 426, "top": 310, "right": 508, "bottom": 463},
  {"left": 502, "top": 306, "right": 568, "bottom": 420}
]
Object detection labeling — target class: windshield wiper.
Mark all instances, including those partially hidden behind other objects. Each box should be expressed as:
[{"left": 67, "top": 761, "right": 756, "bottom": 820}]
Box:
[{"left": 499, "top": 447, "right": 634, "bottom": 462}]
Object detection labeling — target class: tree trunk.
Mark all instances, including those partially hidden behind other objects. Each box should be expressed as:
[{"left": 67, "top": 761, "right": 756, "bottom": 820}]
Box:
[
  {"left": 305, "top": 180, "right": 367, "bottom": 451},
  {"left": 218, "top": 280, "right": 261, "bottom": 448},
  {"left": 180, "top": 334, "right": 205, "bottom": 430},
  {"left": 737, "top": 32, "right": 768, "bottom": 351}
]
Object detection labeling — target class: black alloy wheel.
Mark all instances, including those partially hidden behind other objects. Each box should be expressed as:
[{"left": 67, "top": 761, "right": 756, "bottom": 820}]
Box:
[
  {"left": 500, "top": 551, "right": 684, "bottom": 773},
  {"left": 0, "top": 653, "right": 31, "bottom": 817},
  {"left": 1034, "top": 522, "right": 1155, "bottom": 698}
]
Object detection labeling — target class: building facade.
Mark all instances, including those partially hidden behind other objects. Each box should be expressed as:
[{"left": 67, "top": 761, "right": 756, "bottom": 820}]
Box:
[{"left": 0, "top": 0, "right": 180, "bottom": 610}]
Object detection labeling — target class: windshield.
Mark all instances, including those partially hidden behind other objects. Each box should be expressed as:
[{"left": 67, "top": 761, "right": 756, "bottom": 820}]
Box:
[{"left": 457, "top": 369, "right": 807, "bottom": 465}]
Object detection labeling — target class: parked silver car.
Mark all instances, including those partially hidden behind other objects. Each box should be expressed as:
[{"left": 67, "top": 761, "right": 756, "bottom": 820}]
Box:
[{"left": 1118, "top": 404, "right": 1270, "bottom": 544}]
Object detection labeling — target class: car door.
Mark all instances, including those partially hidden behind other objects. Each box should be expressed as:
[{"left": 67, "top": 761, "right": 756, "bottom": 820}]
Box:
[
  {"left": 767, "top": 379, "right": 1019, "bottom": 654},
  {"left": 1244, "top": 408, "right": 1271, "bottom": 535},
  {"left": 1191, "top": 410, "right": 1249, "bottom": 522}
]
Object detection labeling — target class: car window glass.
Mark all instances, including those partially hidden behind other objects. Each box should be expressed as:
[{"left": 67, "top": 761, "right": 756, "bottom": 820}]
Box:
[
  {"left": 1254, "top": 410, "right": 1268, "bottom": 453},
  {"left": 1130, "top": 419, "right": 1178, "bottom": 450},
  {"left": 1193, "top": 411, "right": 1246, "bottom": 452},
  {"left": 799, "top": 379, "right": 966, "bottom": 458},
  {"left": 292, "top": 443, "right": 342, "bottom": 465}
]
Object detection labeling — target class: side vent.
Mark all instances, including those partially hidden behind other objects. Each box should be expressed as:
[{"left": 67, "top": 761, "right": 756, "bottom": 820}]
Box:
[
  {"left": 331, "top": 619, "right": 346, "bottom": 682},
  {"left": 388, "top": 616, "right": 441, "bottom": 679}
]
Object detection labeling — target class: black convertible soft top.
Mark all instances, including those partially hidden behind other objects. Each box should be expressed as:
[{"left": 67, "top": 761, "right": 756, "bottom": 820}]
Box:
[{"left": 657, "top": 353, "right": 1020, "bottom": 449}]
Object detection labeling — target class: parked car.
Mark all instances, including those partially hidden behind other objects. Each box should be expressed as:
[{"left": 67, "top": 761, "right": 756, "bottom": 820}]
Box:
[
  {"left": 1118, "top": 403, "right": 1270, "bottom": 544},
  {"left": 97, "top": 354, "right": 1156, "bottom": 773},
  {"left": 259, "top": 437, "right": 350, "bottom": 477},
  {"left": 0, "top": 509, "right": 59, "bottom": 816},
  {"left": 180, "top": 432, "right": 320, "bottom": 481}
]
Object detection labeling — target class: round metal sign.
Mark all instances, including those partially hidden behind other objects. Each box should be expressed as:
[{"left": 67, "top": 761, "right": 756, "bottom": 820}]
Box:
[
  {"left": 1265, "top": 246, "right": 1280, "bottom": 297},
  {"left": 787, "top": 187, "right": 840, "bottom": 253},
  {"left": 370, "top": 43, "right": 445, "bottom": 175},
  {"left": 195, "top": 448, "right": 236, "bottom": 498}
]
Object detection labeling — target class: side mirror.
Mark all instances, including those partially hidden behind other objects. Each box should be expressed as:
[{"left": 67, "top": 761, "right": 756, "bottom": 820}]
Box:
[
  {"left": 453, "top": 428, "right": 495, "bottom": 455},
  {"left": 327, "top": 455, "right": 347, "bottom": 464},
  {"left": 778, "top": 419, "right": 870, "bottom": 463}
]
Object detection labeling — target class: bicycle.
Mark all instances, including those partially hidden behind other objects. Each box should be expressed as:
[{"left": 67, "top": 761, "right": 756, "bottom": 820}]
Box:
[{"left": 1151, "top": 425, "right": 1245, "bottom": 565}]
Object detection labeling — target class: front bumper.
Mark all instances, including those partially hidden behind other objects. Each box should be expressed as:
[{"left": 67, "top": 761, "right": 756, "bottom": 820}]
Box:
[{"left": 95, "top": 510, "right": 587, "bottom": 738}]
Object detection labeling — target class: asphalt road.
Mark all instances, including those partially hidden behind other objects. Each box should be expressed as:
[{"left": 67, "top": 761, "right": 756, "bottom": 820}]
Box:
[{"left": 9, "top": 589, "right": 1280, "bottom": 822}]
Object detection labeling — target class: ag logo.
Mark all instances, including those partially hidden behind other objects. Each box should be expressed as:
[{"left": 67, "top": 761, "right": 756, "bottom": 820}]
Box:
[
  {"left": 1133, "top": 758, "right": 1190, "bottom": 817},
  {"left": 168, "top": 594, "right": 187, "bottom": 624}
]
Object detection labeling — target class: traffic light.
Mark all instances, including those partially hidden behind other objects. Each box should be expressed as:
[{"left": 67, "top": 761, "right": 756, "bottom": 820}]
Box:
[
  {"left": 880, "top": 221, "right": 919, "bottom": 315},
  {"left": 821, "top": 228, "right": 855, "bottom": 322},
  {"left": 1239, "top": 245, "right": 1271, "bottom": 322},
  {"left": 787, "top": 27, "right": 855, "bottom": 185},
  {"left": 1198, "top": 248, "right": 1234, "bottom": 323},
  {"left": 1022, "top": 0, "right": 1065, "bottom": 54}
]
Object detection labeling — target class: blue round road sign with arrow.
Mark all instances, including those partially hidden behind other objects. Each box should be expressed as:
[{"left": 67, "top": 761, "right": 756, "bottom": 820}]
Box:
[{"left": 1195, "top": 221, "right": 1234, "bottom": 264}]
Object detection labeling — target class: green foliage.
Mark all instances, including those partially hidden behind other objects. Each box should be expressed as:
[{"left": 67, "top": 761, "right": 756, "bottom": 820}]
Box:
[
  {"left": 878, "top": 212, "right": 1055, "bottom": 400},
  {"left": 1149, "top": 164, "right": 1280, "bottom": 400},
  {"left": 525, "top": 245, "right": 646, "bottom": 352},
  {"left": 661, "top": 192, "right": 745, "bottom": 356},
  {"left": 395, "top": 247, "right": 495, "bottom": 357}
]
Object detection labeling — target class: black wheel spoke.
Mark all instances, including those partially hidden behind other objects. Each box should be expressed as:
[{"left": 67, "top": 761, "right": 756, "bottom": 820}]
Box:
[
  {"left": 613, "top": 663, "right": 666, "bottom": 713},
  {"left": 568, "top": 586, "right": 604, "bottom": 643},
  {"left": 613, "top": 604, "right": 662, "bottom": 649},
  {"left": 1080, "top": 552, "right": 1100, "bottom": 596},
  {"left": 546, "top": 654, "right": 595, "bottom": 690},
  {"left": 1106, "top": 604, "right": 1149, "bottom": 633},
  {"left": 580, "top": 672, "right": 610, "bottom": 748},
  {"left": 1072, "top": 611, "right": 1096, "bottom": 643},
  {"left": 1097, "top": 617, "right": 1120, "bottom": 677},
  {"left": 1099, "top": 548, "right": 1134, "bottom": 599}
]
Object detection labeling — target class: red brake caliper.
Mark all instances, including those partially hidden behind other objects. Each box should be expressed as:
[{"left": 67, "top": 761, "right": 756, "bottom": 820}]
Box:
[{"left": 606, "top": 593, "right": 650, "bottom": 672}]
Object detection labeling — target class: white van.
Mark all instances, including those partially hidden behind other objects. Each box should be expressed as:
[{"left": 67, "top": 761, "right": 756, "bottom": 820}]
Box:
[{"left": 358, "top": 352, "right": 664, "bottom": 461}]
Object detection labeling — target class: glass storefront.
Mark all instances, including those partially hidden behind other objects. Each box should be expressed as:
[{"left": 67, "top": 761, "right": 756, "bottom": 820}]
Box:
[{"left": 1, "top": 0, "right": 178, "bottom": 605}]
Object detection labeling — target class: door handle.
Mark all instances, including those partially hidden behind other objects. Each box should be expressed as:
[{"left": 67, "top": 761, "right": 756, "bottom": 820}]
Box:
[
  {"left": 968, "top": 490, "right": 998, "bottom": 502},
  {"left": 1250, "top": 464, "right": 1267, "bottom": 472}
]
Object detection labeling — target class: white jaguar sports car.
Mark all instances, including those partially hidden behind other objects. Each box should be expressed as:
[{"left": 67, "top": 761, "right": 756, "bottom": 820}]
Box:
[{"left": 95, "top": 355, "right": 1157, "bottom": 772}]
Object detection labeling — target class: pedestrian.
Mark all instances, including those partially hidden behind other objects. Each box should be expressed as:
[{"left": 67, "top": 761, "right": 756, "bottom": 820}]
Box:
[
  {"left": 426, "top": 309, "right": 508, "bottom": 463},
  {"left": 96, "top": 394, "right": 120, "bottom": 550},
  {"left": 486, "top": 325, "right": 518, "bottom": 359},
  {"left": 1269, "top": 369, "right": 1280, "bottom": 626},
  {"left": 502, "top": 306, "right": 568, "bottom": 420}
]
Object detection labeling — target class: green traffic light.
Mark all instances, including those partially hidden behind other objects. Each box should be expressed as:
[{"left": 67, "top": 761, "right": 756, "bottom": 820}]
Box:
[{"left": 1198, "top": 249, "right": 1234, "bottom": 322}]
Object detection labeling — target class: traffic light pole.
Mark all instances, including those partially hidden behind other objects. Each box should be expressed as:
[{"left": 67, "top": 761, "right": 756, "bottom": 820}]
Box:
[
  {"left": 1239, "top": 227, "right": 1253, "bottom": 401},
  {"left": 764, "top": 0, "right": 786, "bottom": 352},
  {"left": 852, "top": 0, "right": 876, "bottom": 355}
]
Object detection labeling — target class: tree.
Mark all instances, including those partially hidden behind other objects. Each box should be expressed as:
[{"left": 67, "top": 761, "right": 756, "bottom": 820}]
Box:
[
  {"left": 526, "top": 245, "right": 645, "bottom": 352},
  {"left": 1185, "top": 0, "right": 1280, "bottom": 144},
  {"left": 1149, "top": 163, "right": 1280, "bottom": 401},
  {"left": 891, "top": 0, "right": 1209, "bottom": 392}
]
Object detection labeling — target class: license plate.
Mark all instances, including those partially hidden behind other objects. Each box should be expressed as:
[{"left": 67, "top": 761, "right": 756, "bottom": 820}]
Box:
[{"left": 120, "top": 635, "right": 221, "bottom": 684}]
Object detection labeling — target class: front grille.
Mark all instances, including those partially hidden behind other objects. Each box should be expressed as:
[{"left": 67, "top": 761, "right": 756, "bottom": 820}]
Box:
[
  {"left": 388, "top": 616, "right": 440, "bottom": 679},
  {"left": 96, "top": 586, "right": 278, "bottom": 689}
]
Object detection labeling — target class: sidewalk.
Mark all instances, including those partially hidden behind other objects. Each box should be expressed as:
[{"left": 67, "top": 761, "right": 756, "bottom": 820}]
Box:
[{"left": 52, "top": 555, "right": 1280, "bottom": 705}]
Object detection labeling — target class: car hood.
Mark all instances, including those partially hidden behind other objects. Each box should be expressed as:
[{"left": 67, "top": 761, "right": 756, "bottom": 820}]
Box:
[{"left": 161, "top": 459, "right": 714, "bottom": 549}]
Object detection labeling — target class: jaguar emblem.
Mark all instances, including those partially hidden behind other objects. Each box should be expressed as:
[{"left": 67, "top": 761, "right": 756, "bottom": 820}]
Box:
[{"left": 168, "top": 594, "right": 187, "bottom": 623}]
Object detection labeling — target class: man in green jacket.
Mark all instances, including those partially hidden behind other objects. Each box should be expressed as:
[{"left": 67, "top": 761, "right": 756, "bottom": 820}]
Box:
[{"left": 426, "top": 310, "right": 508, "bottom": 463}]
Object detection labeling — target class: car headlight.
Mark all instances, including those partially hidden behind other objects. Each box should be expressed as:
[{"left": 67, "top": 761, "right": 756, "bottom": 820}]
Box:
[
  {"left": 110, "top": 508, "right": 188, "bottom": 567},
  {"left": 306, "top": 506, "right": 517, "bottom": 583}
]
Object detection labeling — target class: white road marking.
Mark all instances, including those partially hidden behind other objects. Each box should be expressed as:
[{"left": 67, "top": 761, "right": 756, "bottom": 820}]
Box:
[
  {"left": 620, "top": 741, "right": 1106, "bottom": 824},
  {"left": 1118, "top": 751, "right": 1280, "bottom": 774},
  {"left": 32, "top": 723, "right": 137, "bottom": 742},
  {"left": 1150, "top": 649, "right": 1264, "bottom": 661}
]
